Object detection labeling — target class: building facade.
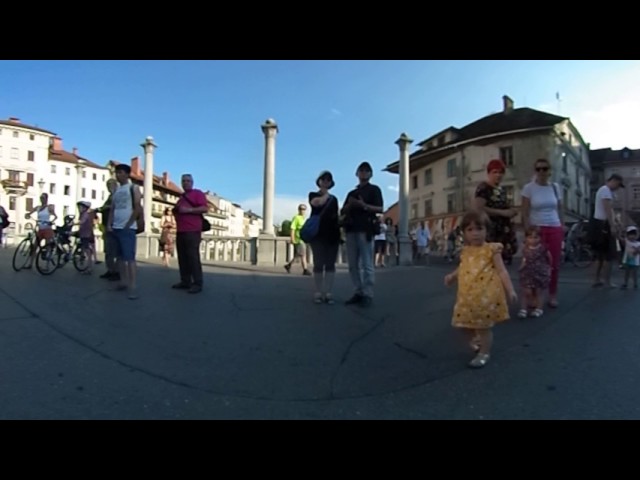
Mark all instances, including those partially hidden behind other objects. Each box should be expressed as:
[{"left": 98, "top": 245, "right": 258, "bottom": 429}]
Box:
[
  {"left": 0, "top": 117, "right": 109, "bottom": 235},
  {"left": 384, "top": 96, "right": 591, "bottom": 241}
]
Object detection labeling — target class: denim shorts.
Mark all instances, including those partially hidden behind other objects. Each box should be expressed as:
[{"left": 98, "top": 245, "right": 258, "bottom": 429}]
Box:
[{"left": 113, "top": 228, "right": 137, "bottom": 262}]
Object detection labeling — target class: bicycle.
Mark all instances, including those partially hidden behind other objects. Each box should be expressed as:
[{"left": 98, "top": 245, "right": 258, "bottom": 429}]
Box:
[
  {"left": 563, "top": 240, "right": 594, "bottom": 268},
  {"left": 35, "top": 220, "right": 89, "bottom": 275},
  {"left": 12, "top": 222, "right": 37, "bottom": 272}
]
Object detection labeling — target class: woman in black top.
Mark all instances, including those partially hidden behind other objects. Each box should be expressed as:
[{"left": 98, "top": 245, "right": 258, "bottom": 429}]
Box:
[{"left": 309, "top": 171, "right": 341, "bottom": 304}]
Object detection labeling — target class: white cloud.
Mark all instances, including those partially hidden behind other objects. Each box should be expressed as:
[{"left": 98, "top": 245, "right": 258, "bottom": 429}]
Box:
[
  {"left": 328, "top": 108, "right": 343, "bottom": 120},
  {"left": 239, "top": 194, "right": 308, "bottom": 226},
  {"left": 387, "top": 185, "right": 399, "bottom": 192}
]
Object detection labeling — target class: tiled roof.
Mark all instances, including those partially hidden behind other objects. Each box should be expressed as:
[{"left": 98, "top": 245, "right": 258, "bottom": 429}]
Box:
[
  {"left": 385, "top": 107, "right": 567, "bottom": 173},
  {"left": 49, "top": 149, "right": 106, "bottom": 170},
  {"left": 0, "top": 119, "right": 56, "bottom": 136}
]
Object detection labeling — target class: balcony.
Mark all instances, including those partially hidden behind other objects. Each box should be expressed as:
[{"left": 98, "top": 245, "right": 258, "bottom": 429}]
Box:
[{"left": 1, "top": 178, "right": 28, "bottom": 194}]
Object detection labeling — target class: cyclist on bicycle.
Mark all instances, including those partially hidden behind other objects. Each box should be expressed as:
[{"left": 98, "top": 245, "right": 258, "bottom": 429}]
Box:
[{"left": 25, "top": 193, "right": 57, "bottom": 269}]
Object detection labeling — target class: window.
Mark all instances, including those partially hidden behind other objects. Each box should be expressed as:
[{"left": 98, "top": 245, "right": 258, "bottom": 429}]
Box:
[
  {"left": 9, "top": 170, "right": 19, "bottom": 182},
  {"left": 82, "top": 171, "right": 86, "bottom": 179},
  {"left": 27, "top": 173, "right": 34, "bottom": 187},
  {"left": 0, "top": 146, "right": 3, "bottom": 158},
  {"left": 81, "top": 188, "right": 86, "bottom": 198},
  {"left": 26, "top": 198, "right": 34, "bottom": 211},
  {"left": 29, "top": 134, "right": 35, "bottom": 141},
  {"left": 412, "top": 175, "right": 418, "bottom": 190},
  {"left": 63, "top": 206, "right": 69, "bottom": 217},
  {"left": 424, "top": 199, "right": 433, "bottom": 216},
  {"left": 411, "top": 203, "right": 418, "bottom": 219},
  {"left": 12, "top": 131, "right": 18, "bottom": 138},
  {"left": 424, "top": 169, "right": 433, "bottom": 186},
  {"left": 65, "top": 167, "right": 70, "bottom": 176},
  {"left": 562, "top": 153, "right": 568, "bottom": 173},
  {"left": 447, "top": 158, "right": 457, "bottom": 178},
  {"left": 9, "top": 196, "right": 16, "bottom": 210},
  {"left": 92, "top": 173, "right": 97, "bottom": 181},
  {"left": 102, "top": 191, "right": 105, "bottom": 201},
  {"left": 447, "top": 193, "right": 456, "bottom": 213},
  {"left": 10, "top": 148, "right": 18, "bottom": 160},
  {"left": 49, "top": 184, "right": 56, "bottom": 195},
  {"left": 102, "top": 174, "right": 106, "bottom": 182},
  {"left": 437, "top": 135, "right": 446, "bottom": 146},
  {"left": 28, "top": 151, "right": 35, "bottom": 162},
  {"left": 633, "top": 185, "right": 640, "bottom": 201},
  {"left": 64, "top": 186, "right": 70, "bottom": 196},
  {"left": 499, "top": 146, "right": 514, "bottom": 166},
  {"left": 91, "top": 190, "right": 96, "bottom": 200},
  {"left": 51, "top": 165, "right": 57, "bottom": 174},
  {"left": 504, "top": 186, "right": 515, "bottom": 206}
]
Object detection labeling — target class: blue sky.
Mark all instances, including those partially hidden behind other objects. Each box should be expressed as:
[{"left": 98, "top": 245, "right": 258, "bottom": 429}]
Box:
[{"left": 1, "top": 60, "right": 639, "bottom": 223}]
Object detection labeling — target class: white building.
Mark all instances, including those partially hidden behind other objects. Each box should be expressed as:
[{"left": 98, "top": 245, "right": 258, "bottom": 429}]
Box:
[
  {"left": 0, "top": 117, "right": 109, "bottom": 236},
  {"left": 228, "top": 203, "right": 245, "bottom": 237},
  {"left": 244, "top": 210, "right": 263, "bottom": 238}
]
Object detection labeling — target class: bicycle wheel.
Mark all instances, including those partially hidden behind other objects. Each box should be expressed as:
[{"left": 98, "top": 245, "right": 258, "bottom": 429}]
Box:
[
  {"left": 35, "top": 243, "right": 59, "bottom": 275},
  {"left": 73, "top": 245, "right": 89, "bottom": 272},
  {"left": 12, "top": 238, "right": 33, "bottom": 272},
  {"left": 573, "top": 245, "right": 594, "bottom": 268}
]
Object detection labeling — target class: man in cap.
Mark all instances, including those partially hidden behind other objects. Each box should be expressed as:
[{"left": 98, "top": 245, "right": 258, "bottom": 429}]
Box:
[
  {"left": 590, "top": 173, "right": 625, "bottom": 287},
  {"left": 341, "top": 161, "right": 384, "bottom": 307},
  {"left": 284, "top": 204, "right": 311, "bottom": 276}
]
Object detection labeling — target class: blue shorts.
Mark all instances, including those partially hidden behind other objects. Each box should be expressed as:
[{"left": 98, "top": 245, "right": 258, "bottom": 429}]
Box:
[{"left": 113, "top": 228, "right": 137, "bottom": 262}]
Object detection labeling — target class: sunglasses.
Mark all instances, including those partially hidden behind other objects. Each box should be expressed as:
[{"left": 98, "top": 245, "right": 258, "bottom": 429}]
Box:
[{"left": 536, "top": 167, "right": 550, "bottom": 172}]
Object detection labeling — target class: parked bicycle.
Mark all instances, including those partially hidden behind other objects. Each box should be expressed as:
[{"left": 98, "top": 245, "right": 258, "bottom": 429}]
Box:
[
  {"left": 12, "top": 222, "right": 37, "bottom": 272},
  {"left": 35, "top": 215, "right": 89, "bottom": 275}
]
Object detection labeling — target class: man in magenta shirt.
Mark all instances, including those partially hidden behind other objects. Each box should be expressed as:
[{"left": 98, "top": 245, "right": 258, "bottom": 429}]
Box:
[{"left": 172, "top": 174, "right": 208, "bottom": 294}]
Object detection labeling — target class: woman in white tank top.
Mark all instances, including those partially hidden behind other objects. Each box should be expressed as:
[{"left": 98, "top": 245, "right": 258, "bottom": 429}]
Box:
[{"left": 25, "top": 193, "right": 58, "bottom": 268}]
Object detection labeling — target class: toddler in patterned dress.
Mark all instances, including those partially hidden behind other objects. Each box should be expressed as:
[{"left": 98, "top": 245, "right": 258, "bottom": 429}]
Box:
[
  {"left": 445, "top": 211, "right": 518, "bottom": 369},
  {"left": 518, "top": 226, "right": 552, "bottom": 318}
]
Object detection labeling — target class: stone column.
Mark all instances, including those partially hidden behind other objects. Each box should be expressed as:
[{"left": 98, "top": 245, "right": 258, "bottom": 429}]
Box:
[
  {"left": 141, "top": 136, "right": 157, "bottom": 233},
  {"left": 396, "top": 133, "right": 413, "bottom": 266},
  {"left": 261, "top": 119, "right": 278, "bottom": 236}
]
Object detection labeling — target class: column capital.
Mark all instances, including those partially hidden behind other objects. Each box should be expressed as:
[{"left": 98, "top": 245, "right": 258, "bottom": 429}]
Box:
[
  {"left": 141, "top": 136, "right": 157, "bottom": 150},
  {"left": 395, "top": 133, "right": 413, "bottom": 148},
  {"left": 261, "top": 118, "right": 279, "bottom": 137}
]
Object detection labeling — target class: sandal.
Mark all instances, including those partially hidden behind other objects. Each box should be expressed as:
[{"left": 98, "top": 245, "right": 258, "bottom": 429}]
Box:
[
  {"left": 530, "top": 308, "right": 544, "bottom": 318},
  {"left": 323, "top": 294, "right": 335, "bottom": 305},
  {"left": 517, "top": 309, "right": 528, "bottom": 319},
  {"left": 313, "top": 293, "right": 324, "bottom": 304},
  {"left": 469, "top": 353, "right": 490, "bottom": 369}
]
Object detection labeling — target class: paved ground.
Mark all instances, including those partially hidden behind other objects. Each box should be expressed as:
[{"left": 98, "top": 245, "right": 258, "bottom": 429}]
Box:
[{"left": 1, "top": 248, "right": 638, "bottom": 419}]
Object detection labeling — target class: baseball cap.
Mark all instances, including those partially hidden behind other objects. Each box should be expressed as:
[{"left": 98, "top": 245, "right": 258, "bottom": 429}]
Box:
[
  {"left": 626, "top": 225, "right": 638, "bottom": 234},
  {"left": 356, "top": 162, "right": 373, "bottom": 173}
]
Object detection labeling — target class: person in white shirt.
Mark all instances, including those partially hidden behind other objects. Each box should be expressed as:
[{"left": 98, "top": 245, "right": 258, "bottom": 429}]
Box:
[
  {"left": 589, "top": 173, "right": 624, "bottom": 288},
  {"left": 521, "top": 158, "right": 564, "bottom": 308},
  {"left": 374, "top": 216, "right": 388, "bottom": 268},
  {"left": 621, "top": 225, "right": 640, "bottom": 290},
  {"left": 415, "top": 221, "right": 431, "bottom": 265}
]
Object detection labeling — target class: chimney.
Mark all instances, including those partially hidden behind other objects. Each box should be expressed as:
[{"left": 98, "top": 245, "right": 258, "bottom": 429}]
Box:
[
  {"left": 503, "top": 95, "right": 514, "bottom": 114},
  {"left": 72, "top": 147, "right": 78, "bottom": 156},
  {"left": 131, "top": 156, "right": 141, "bottom": 177},
  {"left": 52, "top": 136, "right": 63, "bottom": 151},
  {"left": 162, "top": 171, "right": 169, "bottom": 186},
  {"left": 8, "top": 117, "right": 20, "bottom": 123}
]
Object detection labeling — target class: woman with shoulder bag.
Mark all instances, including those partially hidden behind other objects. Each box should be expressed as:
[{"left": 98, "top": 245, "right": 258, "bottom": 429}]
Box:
[{"left": 308, "top": 171, "right": 341, "bottom": 304}]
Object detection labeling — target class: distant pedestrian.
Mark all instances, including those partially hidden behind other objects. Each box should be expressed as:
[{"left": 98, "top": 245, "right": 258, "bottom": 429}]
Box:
[
  {"left": 97, "top": 178, "right": 119, "bottom": 280},
  {"left": 444, "top": 211, "right": 517, "bottom": 369},
  {"left": 284, "top": 204, "right": 311, "bottom": 276},
  {"left": 415, "top": 221, "right": 431, "bottom": 265},
  {"left": 160, "top": 208, "right": 176, "bottom": 268},
  {"left": 374, "top": 215, "right": 387, "bottom": 268},
  {"left": 0, "top": 204, "right": 9, "bottom": 249},
  {"left": 620, "top": 225, "right": 640, "bottom": 290}
]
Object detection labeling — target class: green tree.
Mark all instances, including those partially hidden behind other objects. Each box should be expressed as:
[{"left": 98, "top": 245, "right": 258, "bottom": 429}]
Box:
[{"left": 279, "top": 220, "right": 292, "bottom": 237}]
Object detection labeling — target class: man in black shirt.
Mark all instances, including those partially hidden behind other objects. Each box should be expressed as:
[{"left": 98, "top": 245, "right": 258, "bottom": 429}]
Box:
[{"left": 341, "top": 162, "right": 384, "bottom": 307}]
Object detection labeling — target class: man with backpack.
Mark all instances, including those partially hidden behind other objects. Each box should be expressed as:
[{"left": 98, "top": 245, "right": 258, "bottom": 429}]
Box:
[{"left": 108, "top": 164, "right": 143, "bottom": 300}]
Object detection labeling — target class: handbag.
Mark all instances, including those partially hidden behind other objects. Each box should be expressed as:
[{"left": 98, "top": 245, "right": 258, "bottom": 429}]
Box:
[
  {"left": 181, "top": 193, "right": 211, "bottom": 232},
  {"left": 300, "top": 196, "right": 334, "bottom": 243}
]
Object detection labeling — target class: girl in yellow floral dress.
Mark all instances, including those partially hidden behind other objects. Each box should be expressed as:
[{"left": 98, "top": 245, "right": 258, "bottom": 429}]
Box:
[{"left": 445, "top": 211, "right": 518, "bottom": 368}]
